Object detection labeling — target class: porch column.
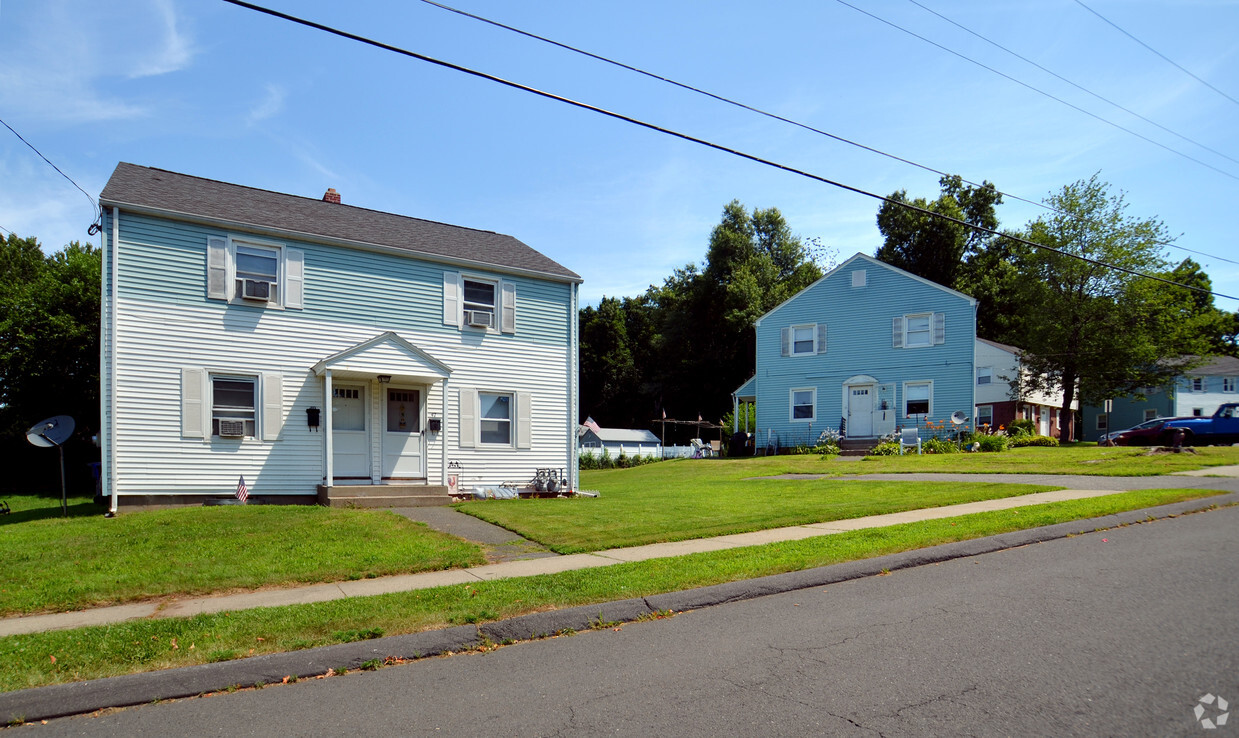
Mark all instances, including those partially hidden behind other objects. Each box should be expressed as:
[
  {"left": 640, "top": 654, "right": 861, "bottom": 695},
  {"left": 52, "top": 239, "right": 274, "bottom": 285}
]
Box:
[
  {"left": 440, "top": 378, "right": 448, "bottom": 487},
  {"left": 732, "top": 395, "right": 739, "bottom": 433},
  {"left": 324, "top": 370, "right": 334, "bottom": 487}
]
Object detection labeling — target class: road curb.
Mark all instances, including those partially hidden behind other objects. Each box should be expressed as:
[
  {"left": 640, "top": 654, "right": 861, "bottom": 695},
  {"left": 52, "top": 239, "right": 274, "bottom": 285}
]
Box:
[{"left": 3, "top": 493, "right": 1233, "bottom": 724}]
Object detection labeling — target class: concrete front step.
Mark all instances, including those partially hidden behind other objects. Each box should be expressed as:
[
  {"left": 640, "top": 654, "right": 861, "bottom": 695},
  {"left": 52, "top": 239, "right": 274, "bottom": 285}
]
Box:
[
  {"left": 839, "top": 438, "right": 877, "bottom": 457},
  {"left": 317, "top": 484, "right": 452, "bottom": 508}
]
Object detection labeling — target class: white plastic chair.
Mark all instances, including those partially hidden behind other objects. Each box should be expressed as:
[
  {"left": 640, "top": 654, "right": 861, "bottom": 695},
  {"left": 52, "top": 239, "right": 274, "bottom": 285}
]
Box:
[{"left": 900, "top": 427, "right": 921, "bottom": 455}]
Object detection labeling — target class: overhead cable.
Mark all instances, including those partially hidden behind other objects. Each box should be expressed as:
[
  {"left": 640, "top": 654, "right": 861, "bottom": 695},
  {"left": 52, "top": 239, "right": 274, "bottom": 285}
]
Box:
[
  {"left": 1072, "top": 0, "right": 1239, "bottom": 109},
  {"left": 219, "top": 0, "right": 1237, "bottom": 303},
  {"left": 415, "top": 0, "right": 1238, "bottom": 268},
  {"left": 0, "top": 115, "right": 101, "bottom": 227},
  {"left": 835, "top": 0, "right": 1239, "bottom": 182}
]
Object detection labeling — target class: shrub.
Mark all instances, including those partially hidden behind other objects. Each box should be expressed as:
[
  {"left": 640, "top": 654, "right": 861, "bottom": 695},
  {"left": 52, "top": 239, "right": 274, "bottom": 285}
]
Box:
[
  {"left": 1010, "top": 434, "right": 1059, "bottom": 448},
  {"left": 815, "top": 444, "right": 841, "bottom": 458},
  {"left": 921, "top": 437, "right": 961, "bottom": 454},
  {"left": 867, "top": 441, "right": 902, "bottom": 456},
  {"left": 1007, "top": 419, "right": 1035, "bottom": 437},
  {"left": 974, "top": 434, "right": 1009, "bottom": 452}
]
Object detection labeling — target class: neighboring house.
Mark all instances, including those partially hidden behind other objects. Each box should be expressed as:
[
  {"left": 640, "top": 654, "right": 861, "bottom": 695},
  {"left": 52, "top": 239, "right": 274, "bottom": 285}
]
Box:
[
  {"left": 579, "top": 427, "right": 662, "bottom": 458},
  {"left": 1081, "top": 355, "right": 1239, "bottom": 441},
  {"left": 974, "top": 338, "right": 1076, "bottom": 440},
  {"left": 733, "top": 253, "right": 977, "bottom": 448},
  {"left": 98, "top": 163, "right": 581, "bottom": 510}
]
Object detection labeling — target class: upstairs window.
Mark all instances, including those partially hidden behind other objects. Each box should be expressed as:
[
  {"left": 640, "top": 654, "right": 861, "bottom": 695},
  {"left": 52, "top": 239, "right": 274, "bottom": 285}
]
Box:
[
  {"left": 206, "top": 235, "right": 303, "bottom": 309},
  {"left": 781, "top": 323, "right": 827, "bottom": 357},
  {"left": 1190, "top": 377, "right": 1204, "bottom": 392},
  {"left": 443, "top": 273, "right": 516, "bottom": 333},
  {"left": 977, "top": 367, "right": 992, "bottom": 386},
  {"left": 1225, "top": 377, "right": 1236, "bottom": 392},
  {"left": 235, "top": 244, "right": 279, "bottom": 304},
  {"left": 892, "top": 313, "right": 944, "bottom": 348}
]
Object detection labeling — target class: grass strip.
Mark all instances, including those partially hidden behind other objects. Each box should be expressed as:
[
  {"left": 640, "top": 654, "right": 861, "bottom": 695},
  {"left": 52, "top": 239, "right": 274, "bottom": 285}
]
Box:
[
  {"left": 835, "top": 445, "right": 1239, "bottom": 476},
  {"left": 0, "top": 487, "right": 1222, "bottom": 693},
  {"left": 0, "top": 499, "right": 484, "bottom": 617}
]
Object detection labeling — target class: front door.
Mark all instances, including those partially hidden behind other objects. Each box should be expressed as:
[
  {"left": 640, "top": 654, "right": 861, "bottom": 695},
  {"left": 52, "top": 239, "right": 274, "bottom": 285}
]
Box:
[
  {"left": 382, "top": 387, "right": 424, "bottom": 479},
  {"left": 849, "top": 385, "right": 873, "bottom": 437},
  {"left": 331, "top": 385, "right": 368, "bottom": 480}
]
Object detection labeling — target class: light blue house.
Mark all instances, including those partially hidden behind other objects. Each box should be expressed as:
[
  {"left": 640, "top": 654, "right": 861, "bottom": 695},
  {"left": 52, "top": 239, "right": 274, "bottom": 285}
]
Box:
[
  {"left": 98, "top": 163, "right": 581, "bottom": 510},
  {"left": 1082, "top": 355, "right": 1239, "bottom": 441},
  {"left": 733, "top": 253, "right": 977, "bottom": 449}
]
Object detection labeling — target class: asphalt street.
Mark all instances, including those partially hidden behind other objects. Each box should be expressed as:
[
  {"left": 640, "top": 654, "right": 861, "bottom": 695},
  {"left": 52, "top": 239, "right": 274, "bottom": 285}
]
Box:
[{"left": 24, "top": 503, "right": 1238, "bottom": 736}]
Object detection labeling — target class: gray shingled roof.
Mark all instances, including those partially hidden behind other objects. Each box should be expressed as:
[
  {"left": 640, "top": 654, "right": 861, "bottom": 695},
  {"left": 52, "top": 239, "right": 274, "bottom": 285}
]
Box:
[
  {"left": 1186, "top": 355, "right": 1239, "bottom": 377},
  {"left": 99, "top": 163, "right": 580, "bottom": 282}
]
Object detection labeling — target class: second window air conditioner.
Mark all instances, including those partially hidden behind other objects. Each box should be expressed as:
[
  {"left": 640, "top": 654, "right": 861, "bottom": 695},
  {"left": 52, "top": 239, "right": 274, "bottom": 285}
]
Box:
[
  {"left": 218, "top": 420, "right": 246, "bottom": 437},
  {"left": 241, "top": 279, "right": 272, "bottom": 301},
  {"left": 465, "top": 310, "right": 493, "bottom": 328}
]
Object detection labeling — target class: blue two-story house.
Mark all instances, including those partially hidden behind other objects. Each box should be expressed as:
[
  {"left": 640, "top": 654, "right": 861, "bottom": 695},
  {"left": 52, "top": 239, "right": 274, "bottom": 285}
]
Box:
[
  {"left": 98, "top": 163, "right": 581, "bottom": 511},
  {"left": 733, "top": 253, "right": 977, "bottom": 449}
]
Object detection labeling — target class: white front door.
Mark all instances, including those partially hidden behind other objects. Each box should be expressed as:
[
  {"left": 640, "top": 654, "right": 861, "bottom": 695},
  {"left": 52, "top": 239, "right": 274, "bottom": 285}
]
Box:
[
  {"left": 382, "top": 387, "right": 424, "bottom": 479},
  {"left": 849, "top": 385, "right": 874, "bottom": 437},
  {"left": 332, "top": 385, "right": 368, "bottom": 480}
]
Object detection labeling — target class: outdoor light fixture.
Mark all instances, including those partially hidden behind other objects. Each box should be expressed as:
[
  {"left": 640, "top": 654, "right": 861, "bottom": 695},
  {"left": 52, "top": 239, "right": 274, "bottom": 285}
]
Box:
[{"left": 377, "top": 375, "right": 392, "bottom": 384}]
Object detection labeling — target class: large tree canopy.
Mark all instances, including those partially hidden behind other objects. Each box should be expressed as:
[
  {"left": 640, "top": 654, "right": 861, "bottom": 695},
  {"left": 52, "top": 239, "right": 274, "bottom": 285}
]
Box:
[
  {"left": 1009, "top": 175, "right": 1209, "bottom": 439},
  {"left": 578, "top": 201, "right": 823, "bottom": 433}
]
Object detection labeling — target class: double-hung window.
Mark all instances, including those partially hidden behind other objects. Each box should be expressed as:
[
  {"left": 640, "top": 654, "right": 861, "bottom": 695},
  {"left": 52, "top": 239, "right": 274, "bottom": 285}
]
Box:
[
  {"left": 892, "top": 313, "right": 944, "bottom": 348},
  {"left": 212, "top": 376, "right": 256, "bottom": 438},
  {"left": 479, "top": 392, "right": 512, "bottom": 445},
  {"left": 976, "top": 405, "right": 993, "bottom": 427},
  {"left": 463, "top": 279, "right": 497, "bottom": 329},
  {"left": 904, "top": 381, "right": 932, "bottom": 417},
  {"left": 790, "top": 388, "right": 816, "bottom": 421},
  {"left": 206, "top": 235, "right": 303, "bottom": 309},
  {"left": 444, "top": 273, "right": 517, "bottom": 333},
  {"left": 781, "top": 323, "right": 827, "bottom": 357},
  {"left": 1096, "top": 414, "right": 1108, "bottom": 431},
  {"left": 977, "top": 367, "right": 992, "bottom": 386},
  {"left": 1224, "top": 377, "right": 1236, "bottom": 393},
  {"left": 1190, "top": 377, "right": 1204, "bottom": 392}
]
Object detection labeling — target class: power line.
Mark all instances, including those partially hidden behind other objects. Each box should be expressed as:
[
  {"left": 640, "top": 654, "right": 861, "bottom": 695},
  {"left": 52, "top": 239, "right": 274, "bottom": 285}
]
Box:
[
  {"left": 906, "top": 0, "right": 1239, "bottom": 168},
  {"left": 415, "top": 0, "right": 1239, "bottom": 269},
  {"left": 834, "top": 0, "right": 1239, "bottom": 182},
  {"left": 1073, "top": 0, "right": 1239, "bottom": 110},
  {"left": 0, "top": 115, "right": 101, "bottom": 226},
  {"left": 219, "top": 0, "right": 1236, "bottom": 303}
]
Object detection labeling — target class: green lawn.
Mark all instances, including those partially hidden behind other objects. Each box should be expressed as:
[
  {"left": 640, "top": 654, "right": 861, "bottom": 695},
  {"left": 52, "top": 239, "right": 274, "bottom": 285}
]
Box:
[
  {"left": 0, "top": 495, "right": 484, "bottom": 617},
  {"left": 458, "top": 458, "right": 1057, "bottom": 553},
  {"left": 837, "top": 444, "right": 1239, "bottom": 476},
  {"left": 0, "top": 488, "right": 1224, "bottom": 694}
]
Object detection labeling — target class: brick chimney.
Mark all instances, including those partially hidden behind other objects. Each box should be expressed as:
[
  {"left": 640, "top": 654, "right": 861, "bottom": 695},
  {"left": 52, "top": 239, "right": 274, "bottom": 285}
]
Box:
[{"left": 323, "top": 188, "right": 341, "bottom": 204}]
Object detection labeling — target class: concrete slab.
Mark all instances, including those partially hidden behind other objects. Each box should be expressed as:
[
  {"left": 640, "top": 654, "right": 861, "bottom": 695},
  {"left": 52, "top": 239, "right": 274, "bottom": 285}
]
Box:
[
  {"left": 1172, "top": 464, "right": 1239, "bottom": 477},
  {"left": 465, "top": 553, "right": 616, "bottom": 580},
  {"left": 0, "top": 603, "right": 159, "bottom": 637}
]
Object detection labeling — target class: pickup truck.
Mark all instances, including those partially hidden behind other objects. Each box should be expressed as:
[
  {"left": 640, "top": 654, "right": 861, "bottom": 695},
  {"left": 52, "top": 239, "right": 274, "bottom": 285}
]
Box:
[{"left": 1160, "top": 403, "right": 1239, "bottom": 446}]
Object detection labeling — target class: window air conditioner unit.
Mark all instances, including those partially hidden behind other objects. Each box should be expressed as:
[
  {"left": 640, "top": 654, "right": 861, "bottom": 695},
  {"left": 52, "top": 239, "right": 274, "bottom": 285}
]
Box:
[
  {"left": 241, "top": 279, "right": 272, "bottom": 301},
  {"left": 218, "top": 420, "right": 246, "bottom": 437},
  {"left": 465, "top": 310, "right": 493, "bottom": 328}
]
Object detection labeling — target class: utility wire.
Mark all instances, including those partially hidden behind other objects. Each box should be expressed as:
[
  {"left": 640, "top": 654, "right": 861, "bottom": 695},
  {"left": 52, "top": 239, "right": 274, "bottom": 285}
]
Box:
[
  {"left": 418, "top": 0, "right": 1239, "bottom": 269},
  {"left": 835, "top": 0, "right": 1239, "bottom": 182},
  {"left": 219, "top": 0, "right": 1237, "bottom": 302},
  {"left": 1073, "top": 0, "right": 1239, "bottom": 110},
  {"left": 0, "top": 115, "right": 101, "bottom": 226},
  {"left": 907, "top": 0, "right": 1239, "bottom": 167}
]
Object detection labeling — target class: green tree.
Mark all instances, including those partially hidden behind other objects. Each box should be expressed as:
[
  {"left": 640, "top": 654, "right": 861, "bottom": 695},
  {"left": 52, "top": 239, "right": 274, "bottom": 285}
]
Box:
[
  {"left": 1008, "top": 176, "right": 1208, "bottom": 440},
  {"left": 579, "top": 297, "right": 638, "bottom": 425},
  {"left": 875, "top": 175, "right": 1002, "bottom": 289}
]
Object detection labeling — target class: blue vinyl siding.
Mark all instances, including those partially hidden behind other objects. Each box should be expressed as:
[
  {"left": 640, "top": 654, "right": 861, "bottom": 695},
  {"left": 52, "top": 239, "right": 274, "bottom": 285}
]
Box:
[{"left": 751, "top": 254, "right": 976, "bottom": 446}]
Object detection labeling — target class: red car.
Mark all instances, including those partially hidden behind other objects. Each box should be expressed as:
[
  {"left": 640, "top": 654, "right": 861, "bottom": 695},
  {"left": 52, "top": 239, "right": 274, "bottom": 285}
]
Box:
[{"left": 1104, "top": 417, "right": 1187, "bottom": 446}]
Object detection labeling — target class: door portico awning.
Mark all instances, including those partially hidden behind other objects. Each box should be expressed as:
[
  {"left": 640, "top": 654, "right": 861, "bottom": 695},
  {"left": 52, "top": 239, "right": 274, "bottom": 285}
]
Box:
[{"left": 312, "top": 331, "right": 453, "bottom": 385}]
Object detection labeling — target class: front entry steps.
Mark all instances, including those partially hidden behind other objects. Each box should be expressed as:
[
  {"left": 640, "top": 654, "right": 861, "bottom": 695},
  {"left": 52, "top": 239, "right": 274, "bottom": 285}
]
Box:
[
  {"left": 317, "top": 484, "right": 452, "bottom": 508},
  {"left": 838, "top": 438, "right": 878, "bottom": 457}
]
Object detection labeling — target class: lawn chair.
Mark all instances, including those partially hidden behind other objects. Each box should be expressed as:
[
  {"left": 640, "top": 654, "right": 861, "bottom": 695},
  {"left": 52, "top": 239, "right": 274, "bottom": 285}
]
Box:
[
  {"left": 900, "top": 426, "right": 921, "bottom": 455},
  {"left": 709, "top": 440, "right": 722, "bottom": 457},
  {"left": 690, "top": 438, "right": 710, "bottom": 458}
]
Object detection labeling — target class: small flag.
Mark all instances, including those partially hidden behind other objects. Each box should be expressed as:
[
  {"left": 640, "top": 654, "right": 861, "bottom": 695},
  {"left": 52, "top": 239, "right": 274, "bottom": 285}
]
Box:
[
  {"left": 661, "top": 407, "right": 667, "bottom": 419},
  {"left": 697, "top": 412, "right": 703, "bottom": 422},
  {"left": 583, "top": 416, "right": 601, "bottom": 434},
  {"left": 236, "top": 475, "right": 249, "bottom": 503}
]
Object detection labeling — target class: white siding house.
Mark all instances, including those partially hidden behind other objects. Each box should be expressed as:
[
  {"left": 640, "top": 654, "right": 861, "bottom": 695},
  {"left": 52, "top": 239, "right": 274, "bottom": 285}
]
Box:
[
  {"left": 98, "top": 163, "right": 581, "bottom": 509},
  {"left": 974, "top": 338, "right": 1075, "bottom": 439}
]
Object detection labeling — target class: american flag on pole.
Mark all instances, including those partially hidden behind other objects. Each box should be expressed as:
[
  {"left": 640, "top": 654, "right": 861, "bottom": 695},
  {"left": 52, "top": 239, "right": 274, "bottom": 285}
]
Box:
[
  {"left": 583, "top": 416, "right": 601, "bottom": 434},
  {"left": 236, "top": 475, "right": 249, "bottom": 503}
]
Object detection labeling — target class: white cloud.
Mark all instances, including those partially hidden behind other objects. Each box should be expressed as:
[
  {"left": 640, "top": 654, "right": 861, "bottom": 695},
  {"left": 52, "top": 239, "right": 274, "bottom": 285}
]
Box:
[
  {"left": 128, "top": 0, "right": 196, "bottom": 79},
  {"left": 246, "top": 84, "right": 287, "bottom": 126}
]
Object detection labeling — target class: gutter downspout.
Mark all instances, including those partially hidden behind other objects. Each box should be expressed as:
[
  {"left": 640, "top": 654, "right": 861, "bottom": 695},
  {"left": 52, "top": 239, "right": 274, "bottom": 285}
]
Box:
[{"left": 107, "top": 208, "right": 120, "bottom": 516}]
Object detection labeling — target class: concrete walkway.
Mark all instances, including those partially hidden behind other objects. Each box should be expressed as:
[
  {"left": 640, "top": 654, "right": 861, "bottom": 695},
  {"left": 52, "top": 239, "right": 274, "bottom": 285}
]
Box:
[{"left": 7, "top": 473, "right": 1237, "bottom": 639}]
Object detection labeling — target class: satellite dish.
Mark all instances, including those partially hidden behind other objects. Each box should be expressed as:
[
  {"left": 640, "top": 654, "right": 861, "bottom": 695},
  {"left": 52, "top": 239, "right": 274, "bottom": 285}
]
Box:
[
  {"left": 950, "top": 410, "right": 968, "bottom": 426},
  {"left": 27, "top": 415, "right": 75, "bottom": 448}
]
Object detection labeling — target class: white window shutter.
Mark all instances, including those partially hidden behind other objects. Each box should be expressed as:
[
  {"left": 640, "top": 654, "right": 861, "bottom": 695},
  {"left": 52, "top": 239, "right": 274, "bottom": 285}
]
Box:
[
  {"left": 261, "top": 373, "right": 283, "bottom": 441},
  {"left": 443, "top": 272, "right": 461, "bottom": 327},
  {"left": 182, "top": 368, "right": 207, "bottom": 438},
  {"left": 458, "top": 388, "right": 476, "bottom": 448},
  {"left": 781, "top": 328, "right": 791, "bottom": 357},
  {"left": 892, "top": 317, "right": 904, "bottom": 348},
  {"left": 816, "top": 323, "right": 827, "bottom": 354},
  {"left": 501, "top": 281, "right": 517, "bottom": 334},
  {"left": 284, "top": 249, "right": 304, "bottom": 309},
  {"left": 516, "top": 392, "right": 532, "bottom": 449},
  {"left": 933, "top": 312, "right": 946, "bottom": 345},
  {"left": 207, "top": 237, "right": 228, "bottom": 300}
]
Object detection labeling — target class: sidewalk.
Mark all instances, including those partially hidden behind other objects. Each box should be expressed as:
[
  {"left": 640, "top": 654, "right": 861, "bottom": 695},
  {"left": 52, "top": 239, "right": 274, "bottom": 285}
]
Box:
[{"left": 0, "top": 484, "right": 1199, "bottom": 638}]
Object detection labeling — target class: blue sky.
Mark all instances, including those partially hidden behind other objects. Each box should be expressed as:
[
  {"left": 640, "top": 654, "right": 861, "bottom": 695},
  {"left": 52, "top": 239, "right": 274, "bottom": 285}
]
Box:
[{"left": 2, "top": 0, "right": 1237, "bottom": 308}]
